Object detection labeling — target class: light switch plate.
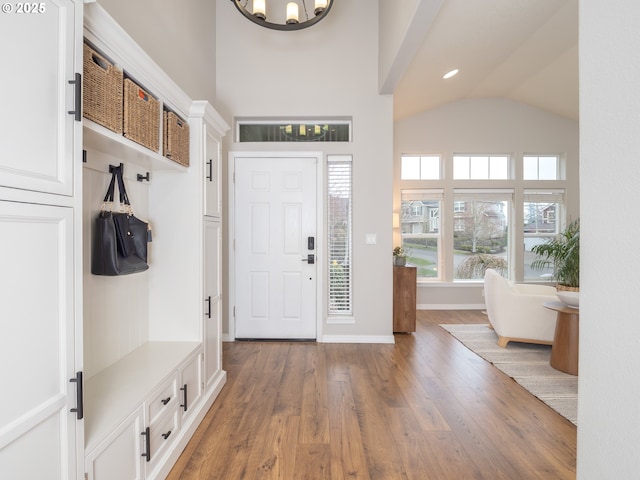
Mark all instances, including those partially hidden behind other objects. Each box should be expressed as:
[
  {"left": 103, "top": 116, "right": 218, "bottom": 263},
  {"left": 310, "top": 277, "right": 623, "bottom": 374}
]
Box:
[{"left": 365, "top": 233, "right": 377, "bottom": 245}]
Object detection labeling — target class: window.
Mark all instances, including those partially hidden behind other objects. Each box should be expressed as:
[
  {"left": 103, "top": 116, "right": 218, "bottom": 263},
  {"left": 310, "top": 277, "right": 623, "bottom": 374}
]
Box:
[
  {"left": 523, "top": 155, "right": 559, "bottom": 180},
  {"left": 453, "top": 155, "right": 509, "bottom": 179},
  {"left": 397, "top": 152, "right": 569, "bottom": 283},
  {"left": 524, "top": 190, "right": 564, "bottom": 281},
  {"left": 401, "top": 155, "right": 441, "bottom": 179},
  {"left": 237, "top": 119, "right": 351, "bottom": 142},
  {"left": 400, "top": 189, "right": 442, "bottom": 279},
  {"left": 453, "top": 190, "right": 512, "bottom": 280},
  {"left": 328, "top": 155, "right": 352, "bottom": 314}
]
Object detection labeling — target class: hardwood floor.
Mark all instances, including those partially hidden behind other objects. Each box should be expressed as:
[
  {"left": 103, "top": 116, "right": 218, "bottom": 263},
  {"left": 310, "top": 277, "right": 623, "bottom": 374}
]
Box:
[{"left": 167, "top": 310, "right": 576, "bottom": 479}]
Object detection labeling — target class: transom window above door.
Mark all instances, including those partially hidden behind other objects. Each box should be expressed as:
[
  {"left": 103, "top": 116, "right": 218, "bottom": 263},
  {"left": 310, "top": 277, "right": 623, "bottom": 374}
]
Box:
[{"left": 236, "top": 118, "right": 351, "bottom": 142}]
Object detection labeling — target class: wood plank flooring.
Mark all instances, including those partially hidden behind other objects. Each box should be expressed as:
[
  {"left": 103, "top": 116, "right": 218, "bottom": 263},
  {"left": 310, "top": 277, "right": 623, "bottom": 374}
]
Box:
[{"left": 167, "top": 310, "right": 576, "bottom": 479}]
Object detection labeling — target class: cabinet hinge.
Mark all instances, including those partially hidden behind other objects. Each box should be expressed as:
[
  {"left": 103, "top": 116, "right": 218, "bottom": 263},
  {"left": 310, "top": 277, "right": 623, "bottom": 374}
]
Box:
[{"left": 233, "top": 306, "right": 236, "bottom": 318}]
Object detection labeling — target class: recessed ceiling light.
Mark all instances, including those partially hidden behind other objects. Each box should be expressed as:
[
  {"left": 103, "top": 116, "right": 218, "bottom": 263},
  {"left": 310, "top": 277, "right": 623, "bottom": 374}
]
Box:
[{"left": 443, "top": 69, "right": 459, "bottom": 79}]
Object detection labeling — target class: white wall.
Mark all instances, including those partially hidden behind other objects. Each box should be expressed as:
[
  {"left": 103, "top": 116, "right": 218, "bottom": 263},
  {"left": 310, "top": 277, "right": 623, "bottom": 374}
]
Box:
[
  {"left": 217, "top": 0, "right": 394, "bottom": 340},
  {"left": 97, "top": 0, "right": 216, "bottom": 103},
  {"left": 394, "top": 98, "right": 579, "bottom": 307},
  {"left": 579, "top": 1, "right": 640, "bottom": 477}
]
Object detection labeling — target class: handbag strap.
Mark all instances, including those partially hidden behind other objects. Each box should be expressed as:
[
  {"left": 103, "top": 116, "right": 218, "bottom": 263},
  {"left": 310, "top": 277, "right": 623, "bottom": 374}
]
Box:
[
  {"left": 102, "top": 170, "right": 117, "bottom": 203},
  {"left": 115, "top": 168, "right": 131, "bottom": 207},
  {"left": 113, "top": 166, "right": 135, "bottom": 214}
]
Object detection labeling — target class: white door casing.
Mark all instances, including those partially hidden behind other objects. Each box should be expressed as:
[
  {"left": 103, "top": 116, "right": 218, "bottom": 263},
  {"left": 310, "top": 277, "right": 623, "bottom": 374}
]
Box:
[{"left": 232, "top": 153, "right": 322, "bottom": 339}]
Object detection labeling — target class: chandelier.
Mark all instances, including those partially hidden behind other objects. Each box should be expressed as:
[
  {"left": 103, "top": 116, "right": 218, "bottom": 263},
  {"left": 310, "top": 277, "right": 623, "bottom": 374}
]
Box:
[{"left": 231, "top": 0, "right": 334, "bottom": 31}]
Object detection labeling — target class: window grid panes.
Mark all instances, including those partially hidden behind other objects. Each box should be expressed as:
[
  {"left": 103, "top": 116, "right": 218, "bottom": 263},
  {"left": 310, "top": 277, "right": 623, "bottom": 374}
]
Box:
[
  {"left": 523, "top": 155, "right": 559, "bottom": 180},
  {"left": 453, "top": 155, "right": 509, "bottom": 180},
  {"left": 328, "top": 156, "right": 353, "bottom": 314},
  {"left": 524, "top": 190, "right": 564, "bottom": 281},
  {"left": 453, "top": 191, "right": 512, "bottom": 280},
  {"left": 400, "top": 190, "right": 442, "bottom": 279},
  {"left": 238, "top": 121, "right": 351, "bottom": 142},
  {"left": 401, "top": 155, "right": 441, "bottom": 180}
]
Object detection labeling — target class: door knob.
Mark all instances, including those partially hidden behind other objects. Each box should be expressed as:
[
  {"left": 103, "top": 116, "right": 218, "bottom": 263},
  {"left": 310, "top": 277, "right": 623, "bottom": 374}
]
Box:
[{"left": 302, "top": 254, "right": 315, "bottom": 264}]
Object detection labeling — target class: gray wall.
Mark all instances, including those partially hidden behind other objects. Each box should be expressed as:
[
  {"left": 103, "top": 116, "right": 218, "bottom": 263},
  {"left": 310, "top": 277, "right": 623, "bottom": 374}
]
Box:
[
  {"left": 98, "top": 0, "right": 216, "bottom": 103},
  {"left": 216, "top": 0, "right": 394, "bottom": 340},
  {"left": 579, "top": 0, "right": 640, "bottom": 477}
]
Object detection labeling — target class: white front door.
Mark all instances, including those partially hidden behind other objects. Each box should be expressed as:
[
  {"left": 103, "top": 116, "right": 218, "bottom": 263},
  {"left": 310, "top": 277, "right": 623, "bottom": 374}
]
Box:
[{"left": 234, "top": 155, "right": 317, "bottom": 339}]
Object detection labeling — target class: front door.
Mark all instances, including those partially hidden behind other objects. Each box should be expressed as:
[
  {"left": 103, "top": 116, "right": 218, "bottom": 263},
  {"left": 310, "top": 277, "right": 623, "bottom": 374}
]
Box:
[{"left": 234, "top": 155, "right": 317, "bottom": 339}]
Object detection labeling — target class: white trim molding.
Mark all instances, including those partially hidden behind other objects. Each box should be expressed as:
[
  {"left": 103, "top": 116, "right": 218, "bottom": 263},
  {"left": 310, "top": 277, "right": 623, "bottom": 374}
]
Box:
[{"left": 319, "top": 335, "right": 395, "bottom": 344}]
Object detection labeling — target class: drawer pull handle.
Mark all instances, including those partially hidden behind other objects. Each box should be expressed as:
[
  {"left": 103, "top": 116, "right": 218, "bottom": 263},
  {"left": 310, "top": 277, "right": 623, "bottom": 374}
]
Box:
[
  {"left": 180, "top": 384, "right": 188, "bottom": 412},
  {"left": 162, "top": 430, "right": 172, "bottom": 440},
  {"left": 161, "top": 397, "right": 171, "bottom": 405},
  {"left": 141, "top": 427, "right": 151, "bottom": 462}
]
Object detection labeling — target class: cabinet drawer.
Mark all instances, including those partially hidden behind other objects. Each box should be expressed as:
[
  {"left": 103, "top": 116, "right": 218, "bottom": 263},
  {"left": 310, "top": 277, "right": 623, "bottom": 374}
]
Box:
[
  {"left": 146, "top": 375, "right": 178, "bottom": 427},
  {"left": 147, "top": 406, "right": 179, "bottom": 471}
]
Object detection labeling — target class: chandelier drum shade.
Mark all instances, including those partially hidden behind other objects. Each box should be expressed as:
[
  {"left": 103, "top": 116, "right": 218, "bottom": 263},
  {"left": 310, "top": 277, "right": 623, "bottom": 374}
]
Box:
[{"left": 231, "top": 0, "right": 334, "bottom": 31}]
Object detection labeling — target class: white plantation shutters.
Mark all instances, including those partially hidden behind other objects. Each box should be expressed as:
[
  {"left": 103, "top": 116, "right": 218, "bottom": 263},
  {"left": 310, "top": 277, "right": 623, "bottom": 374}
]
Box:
[{"left": 328, "top": 155, "right": 352, "bottom": 314}]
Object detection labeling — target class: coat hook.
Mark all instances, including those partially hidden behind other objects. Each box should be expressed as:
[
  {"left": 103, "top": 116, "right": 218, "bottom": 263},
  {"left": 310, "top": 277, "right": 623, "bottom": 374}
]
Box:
[
  {"left": 137, "top": 172, "right": 150, "bottom": 182},
  {"left": 109, "top": 163, "right": 124, "bottom": 174}
]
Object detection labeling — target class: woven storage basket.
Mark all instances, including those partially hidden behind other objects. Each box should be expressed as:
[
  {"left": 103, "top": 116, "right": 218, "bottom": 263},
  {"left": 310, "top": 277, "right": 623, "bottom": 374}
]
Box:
[
  {"left": 123, "top": 78, "right": 160, "bottom": 151},
  {"left": 83, "top": 43, "right": 123, "bottom": 133},
  {"left": 163, "top": 111, "right": 190, "bottom": 166}
]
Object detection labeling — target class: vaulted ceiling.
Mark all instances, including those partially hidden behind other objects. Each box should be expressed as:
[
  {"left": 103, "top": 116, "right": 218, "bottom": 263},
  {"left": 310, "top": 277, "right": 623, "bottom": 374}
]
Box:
[{"left": 391, "top": 0, "right": 578, "bottom": 121}]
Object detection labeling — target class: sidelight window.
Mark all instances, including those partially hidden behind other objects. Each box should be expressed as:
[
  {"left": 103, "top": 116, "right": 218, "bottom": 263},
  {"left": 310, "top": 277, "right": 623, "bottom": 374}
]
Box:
[{"left": 328, "top": 155, "right": 353, "bottom": 315}]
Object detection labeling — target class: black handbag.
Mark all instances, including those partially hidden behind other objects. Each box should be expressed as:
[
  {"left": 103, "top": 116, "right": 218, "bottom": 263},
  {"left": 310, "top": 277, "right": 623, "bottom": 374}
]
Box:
[{"left": 91, "top": 164, "right": 151, "bottom": 276}]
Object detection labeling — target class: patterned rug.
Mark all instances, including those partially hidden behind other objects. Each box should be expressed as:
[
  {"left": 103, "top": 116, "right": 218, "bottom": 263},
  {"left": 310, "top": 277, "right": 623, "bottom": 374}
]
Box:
[{"left": 440, "top": 323, "right": 578, "bottom": 425}]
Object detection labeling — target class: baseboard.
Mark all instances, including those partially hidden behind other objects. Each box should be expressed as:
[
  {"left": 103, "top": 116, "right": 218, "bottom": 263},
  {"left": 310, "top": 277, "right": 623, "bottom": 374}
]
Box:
[
  {"left": 417, "top": 304, "right": 485, "bottom": 310},
  {"left": 319, "top": 335, "right": 395, "bottom": 344},
  {"left": 222, "top": 333, "right": 234, "bottom": 342}
]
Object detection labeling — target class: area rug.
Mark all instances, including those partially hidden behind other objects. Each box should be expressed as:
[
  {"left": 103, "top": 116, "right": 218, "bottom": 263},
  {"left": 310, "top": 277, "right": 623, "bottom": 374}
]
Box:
[{"left": 440, "top": 323, "right": 578, "bottom": 425}]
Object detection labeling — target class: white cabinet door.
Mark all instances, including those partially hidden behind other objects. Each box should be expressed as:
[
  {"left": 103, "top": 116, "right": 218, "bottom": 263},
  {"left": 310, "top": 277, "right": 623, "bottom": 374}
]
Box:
[
  {"left": 0, "top": 0, "right": 80, "bottom": 196},
  {"left": 203, "top": 220, "right": 222, "bottom": 387},
  {"left": 0, "top": 201, "right": 77, "bottom": 480},
  {"left": 178, "top": 351, "right": 203, "bottom": 421},
  {"left": 86, "top": 407, "right": 143, "bottom": 480},
  {"left": 203, "top": 127, "right": 221, "bottom": 218}
]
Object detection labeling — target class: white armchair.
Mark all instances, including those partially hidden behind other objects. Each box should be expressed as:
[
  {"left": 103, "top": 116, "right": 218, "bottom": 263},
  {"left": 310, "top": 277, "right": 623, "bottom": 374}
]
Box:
[{"left": 483, "top": 268, "right": 560, "bottom": 348}]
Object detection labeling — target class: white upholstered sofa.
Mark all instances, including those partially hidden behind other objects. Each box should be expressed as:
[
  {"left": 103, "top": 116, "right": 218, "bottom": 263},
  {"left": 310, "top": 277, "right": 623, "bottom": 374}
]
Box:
[{"left": 483, "top": 268, "right": 560, "bottom": 347}]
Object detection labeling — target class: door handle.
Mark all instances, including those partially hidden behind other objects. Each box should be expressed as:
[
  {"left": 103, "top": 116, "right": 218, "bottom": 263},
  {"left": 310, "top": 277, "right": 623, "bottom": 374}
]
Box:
[
  {"left": 69, "top": 371, "right": 83, "bottom": 420},
  {"left": 302, "top": 254, "right": 315, "bottom": 264},
  {"left": 68, "top": 73, "right": 82, "bottom": 121}
]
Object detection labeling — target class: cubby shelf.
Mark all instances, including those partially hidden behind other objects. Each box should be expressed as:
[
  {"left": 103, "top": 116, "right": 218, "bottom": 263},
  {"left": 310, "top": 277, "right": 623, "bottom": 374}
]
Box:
[{"left": 83, "top": 119, "right": 186, "bottom": 172}]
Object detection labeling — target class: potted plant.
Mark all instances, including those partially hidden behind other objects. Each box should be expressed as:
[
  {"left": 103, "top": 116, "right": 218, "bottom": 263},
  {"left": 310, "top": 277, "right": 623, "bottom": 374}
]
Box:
[
  {"left": 393, "top": 246, "right": 407, "bottom": 267},
  {"left": 531, "top": 218, "right": 580, "bottom": 306}
]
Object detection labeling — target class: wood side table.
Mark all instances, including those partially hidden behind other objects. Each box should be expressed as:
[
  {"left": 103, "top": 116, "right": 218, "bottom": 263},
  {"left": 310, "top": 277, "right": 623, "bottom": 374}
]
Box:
[
  {"left": 393, "top": 266, "right": 417, "bottom": 333},
  {"left": 544, "top": 301, "right": 579, "bottom": 375}
]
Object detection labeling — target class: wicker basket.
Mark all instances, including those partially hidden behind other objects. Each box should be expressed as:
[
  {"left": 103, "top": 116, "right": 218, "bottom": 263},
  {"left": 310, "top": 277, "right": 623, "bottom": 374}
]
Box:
[
  {"left": 123, "top": 78, "right": 160, "bottom": 151},
  {"left": 163, "top": 111, "right": 190, "bottom": 166},
  {"left": 83, "top": 43, "right": 123, "bottom": 133}
]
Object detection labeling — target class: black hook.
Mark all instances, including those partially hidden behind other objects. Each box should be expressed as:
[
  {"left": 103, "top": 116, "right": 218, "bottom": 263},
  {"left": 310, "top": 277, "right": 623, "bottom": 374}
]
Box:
[
  {"left": 109, "top": 163, "right": 124, "bottom": 174},
  {"left": 137, "top": 172, "right": 150, "bottom": 182}
]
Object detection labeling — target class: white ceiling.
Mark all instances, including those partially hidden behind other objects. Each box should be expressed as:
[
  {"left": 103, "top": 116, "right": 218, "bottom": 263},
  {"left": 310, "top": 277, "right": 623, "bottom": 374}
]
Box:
[{"left": 392, "top": 0, "right": 578, "bottom": 121}]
